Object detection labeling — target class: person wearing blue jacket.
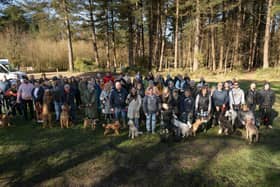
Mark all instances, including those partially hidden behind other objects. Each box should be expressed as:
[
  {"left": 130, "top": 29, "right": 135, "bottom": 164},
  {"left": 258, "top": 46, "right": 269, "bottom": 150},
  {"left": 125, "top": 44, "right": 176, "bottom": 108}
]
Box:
[{"left": 110, "top": 81, "right": 128, "bottom": 128}]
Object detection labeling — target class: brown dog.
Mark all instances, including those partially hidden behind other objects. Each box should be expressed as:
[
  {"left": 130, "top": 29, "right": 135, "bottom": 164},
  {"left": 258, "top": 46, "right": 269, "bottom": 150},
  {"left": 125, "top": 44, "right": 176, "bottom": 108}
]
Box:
[
  {"left": 192, "top": 119, "right": 204, "bottom": 136},
  {"left": 103, "top": 121, "right": 120, "bottom": 136},
  {"left": 245, "top": 118, "right": 259, "bottom": 144},
  {"left": 60, "top": 104, "right": 70, "bottom": 128},
  {"left": 0, "top": 114, "right": 11, "bottom": 127},
  {"left": 83, "top": 118, "right": 96, "bottom": 129},
  {"left": 42, "top": 90, "right": 53, "bottom": 128}
]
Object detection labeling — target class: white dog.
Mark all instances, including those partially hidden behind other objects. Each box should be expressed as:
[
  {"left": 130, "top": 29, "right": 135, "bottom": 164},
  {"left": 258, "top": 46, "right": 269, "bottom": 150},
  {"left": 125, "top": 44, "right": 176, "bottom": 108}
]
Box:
[
  {"left": 128, "top": 120, "right": 143, "bottom": 139},
  {"left": 172, "top": 115, "right": 192, "bottom": 138},
  {"left": 225, "top": 109, "right": 237, "bottom": 127}
]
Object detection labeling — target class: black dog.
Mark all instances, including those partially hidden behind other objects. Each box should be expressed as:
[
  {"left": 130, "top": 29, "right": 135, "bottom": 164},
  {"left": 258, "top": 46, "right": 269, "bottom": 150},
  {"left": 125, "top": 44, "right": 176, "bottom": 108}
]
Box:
[{"left": 218, "top": 110, "right": 234, "bottom": 135}]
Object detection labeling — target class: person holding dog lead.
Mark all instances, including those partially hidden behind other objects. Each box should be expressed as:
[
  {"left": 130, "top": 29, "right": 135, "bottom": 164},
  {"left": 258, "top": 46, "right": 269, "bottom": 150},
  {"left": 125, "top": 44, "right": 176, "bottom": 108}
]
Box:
[
  {"left": 212, "top": 82, "right": 229, "bottom": 126},
  {"left": 229, "top": 82, "right": 245, "bottom": 111},
  {"left": 245, "top": 82, "right": 258, "bottom": 113},
  {"left": 110, "top": 81, "right": 128, "bottom": 128},
  {"left": 84, "top": 82, "right": 98, "bottom": 120},
  {"left": 258, "top": 82, "right": 275, "bottom": 128},
  {"left": 195, "top": 85, "right": 212, "bottom": 121}
]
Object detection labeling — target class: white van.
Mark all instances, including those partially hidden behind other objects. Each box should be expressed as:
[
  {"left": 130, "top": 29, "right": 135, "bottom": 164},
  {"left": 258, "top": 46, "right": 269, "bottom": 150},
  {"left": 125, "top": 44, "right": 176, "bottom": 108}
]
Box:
[{"left": 0, "top": 59, "right": 27, "bottom": 80}]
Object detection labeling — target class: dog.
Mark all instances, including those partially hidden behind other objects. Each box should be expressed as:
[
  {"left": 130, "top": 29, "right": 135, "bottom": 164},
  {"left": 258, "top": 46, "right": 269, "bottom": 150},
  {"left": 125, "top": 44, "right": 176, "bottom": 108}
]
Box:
[
  {"left": 42, "top": 90, "right": 52, "bottom": 128},
  {"left": 225, "top": 109, "right": 238, "bottom": 127},
  {"left": 218, "top": 111, "right": 234, "bottom": 135},
  {"left": 128, "top": 120, "right": 143, "bottom": 139},
  {"left": 245, "top": 118, "right": 259, "bottom": 144},
  {"left": 60, "top": 104, "right": 70, "bottom": 128},
  {"left": 83, "top": 118, "right": 96, "bottom": 129},
  {"left": 0, "top": 113, "right": 11, "bottom": 127},
  {"left": 103, "top": 121, "right": 120, "bottom": 136},
  {"left": 192, "top": 119, "right": 206, "bottom": 136},
  {"left": 172, "top": 115, "right": 192, "bottom": 138}
]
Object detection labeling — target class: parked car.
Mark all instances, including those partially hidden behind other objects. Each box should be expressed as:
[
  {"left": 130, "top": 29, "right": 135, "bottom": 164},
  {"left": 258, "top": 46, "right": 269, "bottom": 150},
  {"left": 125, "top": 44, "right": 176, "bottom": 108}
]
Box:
[{"left": 0, "top": 59, "right": 27, "bottom": 80}]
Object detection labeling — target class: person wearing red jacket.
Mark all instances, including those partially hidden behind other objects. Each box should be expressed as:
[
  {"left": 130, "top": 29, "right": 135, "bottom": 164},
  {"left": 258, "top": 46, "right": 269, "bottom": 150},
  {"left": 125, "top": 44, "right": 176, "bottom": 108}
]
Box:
[{"left": 103, "top": 73, "right": 114, "bottom": 84}]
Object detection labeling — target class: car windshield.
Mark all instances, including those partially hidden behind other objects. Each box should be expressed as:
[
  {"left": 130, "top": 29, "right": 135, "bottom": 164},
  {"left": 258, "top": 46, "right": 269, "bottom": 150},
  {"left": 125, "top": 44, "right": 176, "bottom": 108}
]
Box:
[{"left": 2, "top": 64, "right": 17, "bottom": 72}]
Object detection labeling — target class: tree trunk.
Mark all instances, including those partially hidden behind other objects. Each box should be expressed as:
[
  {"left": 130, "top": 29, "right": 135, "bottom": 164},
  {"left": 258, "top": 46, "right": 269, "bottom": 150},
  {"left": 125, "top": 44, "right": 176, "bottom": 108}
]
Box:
[
  {"left": 128, "top": 4, "right": 134, "bottom": 66},
  {"left": 211, "top": 7, "right": 216, "bottom": 71},
  {"left": 106, "top": 3, "right": 110, "bottom": 69},
  {"left": 140, "top": 0, "right": 145, "bottom": 59},
  {"left": 110, "top": 3, "right": 116, "bottom": 69},
  {"left": 63, "top": 0, "right": 74, "bottom": 72},
  {"left": 148, "top": 1, "right": 153, "bottom": 70},
  {"left": 88, "top": 0, "right": 100, "bottom": 67},
  {"left": 174, "top": 0, "right": 179, "bottom": 69},
  {"left": 263, "top": 0, "right": 273, "bottom": 69},
  {"left": 219, "top": 45, "right": 224, "bottom": 71},
  {"left": 193, "top": 0, "right": 200, "bottom": 71},
  {"left": 159, "top": 4, "right": 168, "bottom": 72},
  {"left": 233, "top": 0, "right": 242, "bottom": 69}
]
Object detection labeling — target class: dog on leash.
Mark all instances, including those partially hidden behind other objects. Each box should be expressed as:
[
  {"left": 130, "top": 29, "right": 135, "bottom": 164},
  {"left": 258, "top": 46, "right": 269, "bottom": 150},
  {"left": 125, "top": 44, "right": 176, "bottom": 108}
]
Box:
[
  {"left": 128, "top": 120, "right": 143, "bottom": 139},
  {"left": 42, "top": 90, "right": 53, "bottom": 128},
  {"left": 225, "top": 109, "right": 238, "bottom": 127},
  {"left": 103, "top": 121, "right": 120, "bottom": 136},
  {"left": 218, "top": 111, "right": 234, "bottom": 135},
  {"left": 245, "top": 118, "right": 259, "bottom": 144},
  {"left": 83, "top": 118, "right": 96, "bottom": 129},
  {"left": 192, "top": 119, "right": 206, "bottom": 136},
  {"left": 60, "top": 104, "right": 70, "bottom": 128},
  {"left": 172, "top": 115, "right": 192, "bottom": 138},
  {"left": 0, "top": 113, "right": 11, "bottom": 127}
]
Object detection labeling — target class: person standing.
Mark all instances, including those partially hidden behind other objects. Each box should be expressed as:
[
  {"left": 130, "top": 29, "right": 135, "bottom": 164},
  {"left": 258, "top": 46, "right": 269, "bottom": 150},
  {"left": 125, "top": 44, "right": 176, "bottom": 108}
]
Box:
[
  {"left": 126, "top": 87, "right": 142, "bottom": 129},
  {"left": 179, "top": 89, "right": 194, "bottom": 125},
  {"left": 258, "top": 82, "right": 275, "bottom": 128},
  {"left": 84, "top": 82, "right": 98, "bottom": 120},
  {"left": 110, "top": 81, "right": 128, "bottom": 128},
  {"left": 17, "top": 78, "right": 34, "bottom": 120},
  {"left": 143, "top": 87, "right": 161, "bottom": 134},
  {"left": 31, "top": 80, "right": 44, "bottom": 123},
  {"left": 52, "top": 77, "right": 64, "bottom": 122},
  {"left": 229, "top": 82, "right": 245, "bottom": 111},
  {"left": 212, "top": 82, "right": 228, "bottom": 125},
  {"left": 245, "top": 82, "right": 258, "bottom": 112},
  {"left": 61, "top": 84, "right": 76, "bottom": 123},
  {"left": 100, "top": 82, "right": 113, "bottom": 121}
]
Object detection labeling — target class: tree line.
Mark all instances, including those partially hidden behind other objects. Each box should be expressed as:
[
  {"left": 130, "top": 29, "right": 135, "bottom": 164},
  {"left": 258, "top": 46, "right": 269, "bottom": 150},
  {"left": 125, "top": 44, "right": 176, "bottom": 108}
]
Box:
[{"left": 0, "top": 0, "right": 279, "bottom": 72}]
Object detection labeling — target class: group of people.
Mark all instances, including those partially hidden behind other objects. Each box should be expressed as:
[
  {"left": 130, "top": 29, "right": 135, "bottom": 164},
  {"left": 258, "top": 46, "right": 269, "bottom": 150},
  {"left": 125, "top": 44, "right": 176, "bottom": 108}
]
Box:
[{"left": 0, "top": 72, "right": 276, "bottom": 135}]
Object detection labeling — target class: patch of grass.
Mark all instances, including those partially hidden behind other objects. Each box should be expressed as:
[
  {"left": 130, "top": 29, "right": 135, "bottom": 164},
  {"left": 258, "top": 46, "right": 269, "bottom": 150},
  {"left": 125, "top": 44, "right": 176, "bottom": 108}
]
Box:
[{"left": 0, "top": 79, "right": 280, "bottom": 186}]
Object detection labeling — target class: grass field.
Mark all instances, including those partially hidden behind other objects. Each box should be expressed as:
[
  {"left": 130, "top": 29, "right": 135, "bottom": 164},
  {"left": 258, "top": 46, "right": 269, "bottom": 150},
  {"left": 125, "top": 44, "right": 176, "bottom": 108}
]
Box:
[{"left": 0, "top": 79, "right": 280, "bottom": 187}]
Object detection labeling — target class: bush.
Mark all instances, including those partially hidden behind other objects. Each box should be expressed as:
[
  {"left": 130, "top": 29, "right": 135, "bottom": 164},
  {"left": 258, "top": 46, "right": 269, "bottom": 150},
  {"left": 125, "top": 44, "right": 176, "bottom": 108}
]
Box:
[{"left": 74, "top": 57, "right": 94, "bottom": 72}]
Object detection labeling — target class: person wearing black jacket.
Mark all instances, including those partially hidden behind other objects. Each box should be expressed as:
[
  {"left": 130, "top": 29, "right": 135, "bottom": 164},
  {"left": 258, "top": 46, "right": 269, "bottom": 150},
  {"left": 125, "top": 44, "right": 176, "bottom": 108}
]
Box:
[
  {"left": 110, "top": 81, "right": 128, "bottom": 127},
  {"left": 31, "top": 80, "right": 44, "bottom": 123},
  {"left": 61, "top": 84, "right": 76, "bottom": 123},
  {"left": 245, "top": 83, "right": 258, "bottom": 112},
  {"left": 258, "top": 82, "right": 275, "bottom": 128},
  {"left": 178, "top": 89, "right": 194, "bottom": 124}
]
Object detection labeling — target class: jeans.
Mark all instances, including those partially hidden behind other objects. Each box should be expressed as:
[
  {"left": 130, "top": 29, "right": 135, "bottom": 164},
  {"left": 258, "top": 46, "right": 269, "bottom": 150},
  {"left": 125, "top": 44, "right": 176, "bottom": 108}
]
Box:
[
  {"left": 146, "top": 113, "right": 156, "bottom": 132},
  {"left": 54, "top": 101, "right": 61, "bottom": 121},
  {"left": 114, "top": 107, "right": 126, "bottom": 124}
]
